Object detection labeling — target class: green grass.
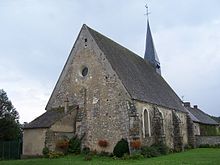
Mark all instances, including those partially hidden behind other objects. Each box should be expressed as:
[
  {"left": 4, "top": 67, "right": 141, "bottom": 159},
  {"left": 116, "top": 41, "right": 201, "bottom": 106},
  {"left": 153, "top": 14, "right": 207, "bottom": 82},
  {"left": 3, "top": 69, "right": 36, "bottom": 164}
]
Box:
[{"left": 1, "top": 148, "right": 220, "bottom": 165}]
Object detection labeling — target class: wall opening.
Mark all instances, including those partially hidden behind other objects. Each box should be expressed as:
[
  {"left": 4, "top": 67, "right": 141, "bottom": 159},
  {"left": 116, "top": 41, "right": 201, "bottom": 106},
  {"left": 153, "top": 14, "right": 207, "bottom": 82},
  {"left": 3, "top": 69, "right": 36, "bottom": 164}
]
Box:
[
  {"left": 142, "top": 109, "right": 151, "bottom": 138},
  {"left": 81, "top": 66, "right": 88, "bottom": 77},
  {"left": 84, "top": 38, "right": 88, "bottom": 47}
]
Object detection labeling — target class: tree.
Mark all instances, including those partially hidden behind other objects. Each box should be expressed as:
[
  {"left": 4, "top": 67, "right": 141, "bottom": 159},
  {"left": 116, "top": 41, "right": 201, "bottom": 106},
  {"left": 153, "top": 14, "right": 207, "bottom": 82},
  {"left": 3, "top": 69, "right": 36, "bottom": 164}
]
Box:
[
  {"left": 210, "top": 116, "right": 220, "bottom": 123},
  {"left": 0, "top": 89, "right": 19, "bottom": 121},
  {"left": 0, "top": 89, "right": 21, "bottom": 141}
]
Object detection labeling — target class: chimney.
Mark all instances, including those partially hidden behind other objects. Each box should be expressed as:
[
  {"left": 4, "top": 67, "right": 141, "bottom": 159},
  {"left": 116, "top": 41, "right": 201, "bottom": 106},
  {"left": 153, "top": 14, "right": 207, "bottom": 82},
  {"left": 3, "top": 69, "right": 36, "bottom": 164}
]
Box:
[
  {"left": 64, "top": 97, "right": 69, "bottom": 114},
  {"left": 183, "top": 102, "right": 191, "bottom": 107},
  {"left": 194, "top": 105, "right": 198, "bottom": 109}
]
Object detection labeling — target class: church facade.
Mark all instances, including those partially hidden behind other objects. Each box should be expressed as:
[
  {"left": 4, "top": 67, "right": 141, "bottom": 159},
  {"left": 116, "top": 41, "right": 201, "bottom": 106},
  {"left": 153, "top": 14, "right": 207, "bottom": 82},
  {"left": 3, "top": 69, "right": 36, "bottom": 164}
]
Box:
[{"left": 23, "top": 23, "right": 196, "bottom": 156}]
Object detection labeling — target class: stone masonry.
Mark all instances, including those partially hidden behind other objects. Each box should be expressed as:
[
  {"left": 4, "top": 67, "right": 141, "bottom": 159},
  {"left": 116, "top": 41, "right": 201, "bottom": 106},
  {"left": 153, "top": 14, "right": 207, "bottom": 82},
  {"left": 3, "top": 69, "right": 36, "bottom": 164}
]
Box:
[
  {"left": 153, "top": 107, "right": 166, "bottom": 145},
  {"left": 35, "top": 25, "right": 189, "bottom": 153},
  {"left": 186, "top": 114, "right": 196, "bottom": 148},
  {"left": 45, "top": 26, "right": 131, "bottom": 152},
  {"left": 172, "top": 111, "right": 184, "bottom": 151}
]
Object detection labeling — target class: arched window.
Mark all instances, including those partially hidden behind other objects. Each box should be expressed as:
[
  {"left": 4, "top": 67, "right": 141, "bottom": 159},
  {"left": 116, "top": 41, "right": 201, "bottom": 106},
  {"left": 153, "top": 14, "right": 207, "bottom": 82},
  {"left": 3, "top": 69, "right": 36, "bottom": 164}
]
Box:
[{"left": 142, "top": 109, "right": 151, "bottom": 138}]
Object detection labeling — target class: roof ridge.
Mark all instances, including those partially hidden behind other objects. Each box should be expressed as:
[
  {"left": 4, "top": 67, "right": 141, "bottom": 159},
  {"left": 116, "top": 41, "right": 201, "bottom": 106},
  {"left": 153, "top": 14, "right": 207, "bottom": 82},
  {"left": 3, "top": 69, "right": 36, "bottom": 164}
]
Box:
[
  {"left": 86, "top": 25, "right": 185, "bottom": 112},
  {"left": 188, "top": 106, "right": 218, "bottom": 125},
  {"left": 86, "top": 25, "right": 149, "bottom": 65},
  {"left": 194, "top": 107, "right": 218, "bottom": 123}
]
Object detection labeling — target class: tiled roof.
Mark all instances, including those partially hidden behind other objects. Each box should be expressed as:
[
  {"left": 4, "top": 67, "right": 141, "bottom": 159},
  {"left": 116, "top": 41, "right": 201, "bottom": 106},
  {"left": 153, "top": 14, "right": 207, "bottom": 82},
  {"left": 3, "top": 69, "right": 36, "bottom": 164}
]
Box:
[
  {"left": 23, "top": 107, "right": 76, "bottom": 129},
  {"left": 86, "top": 25, "right": 186, "bottom": 112},
  {"left": 185, "top": 108, "right": 200, "bottom": 122},
  {"left": 186, "top": 106, "right": 219, "bottom": 125}
]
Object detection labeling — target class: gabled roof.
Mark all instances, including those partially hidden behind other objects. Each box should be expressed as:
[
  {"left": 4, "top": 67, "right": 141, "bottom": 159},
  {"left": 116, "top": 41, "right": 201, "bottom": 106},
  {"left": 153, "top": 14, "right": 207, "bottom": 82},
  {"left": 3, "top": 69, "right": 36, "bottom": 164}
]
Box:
[
  {"left": 24, "top": 106, "right": 77, "bottom": 129},
  {"left": 24, "top": 109, "right": 65, "bottom": 129},
  {"left": 185, "top": 105, "right": 219, "bottom": 125},
  {"left": 185, "top": 108, "right": 200, "bottom": 122},
  {"left": 86, "top": 25, "right": 186, "bottom": 112}
]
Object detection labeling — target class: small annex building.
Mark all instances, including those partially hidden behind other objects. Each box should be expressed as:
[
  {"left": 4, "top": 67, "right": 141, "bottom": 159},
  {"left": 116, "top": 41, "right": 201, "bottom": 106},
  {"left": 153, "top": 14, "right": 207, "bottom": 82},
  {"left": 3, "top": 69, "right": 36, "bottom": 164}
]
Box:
[
  {"left": 184, "top": 102, "right": 219, "bottom": 136},
  {"left": 23, "top": 23, "right": 204, "bottom": 156},
  {"left": 23, "top": 105, "right": 78, "bottom": 156}
]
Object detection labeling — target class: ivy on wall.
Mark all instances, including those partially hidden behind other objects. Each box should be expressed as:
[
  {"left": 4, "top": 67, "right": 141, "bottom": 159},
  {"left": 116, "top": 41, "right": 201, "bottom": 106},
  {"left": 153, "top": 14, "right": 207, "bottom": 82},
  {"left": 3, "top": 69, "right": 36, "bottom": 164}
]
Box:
[{"left": 200, "top": 124, "right": 220, "bottom": 136}]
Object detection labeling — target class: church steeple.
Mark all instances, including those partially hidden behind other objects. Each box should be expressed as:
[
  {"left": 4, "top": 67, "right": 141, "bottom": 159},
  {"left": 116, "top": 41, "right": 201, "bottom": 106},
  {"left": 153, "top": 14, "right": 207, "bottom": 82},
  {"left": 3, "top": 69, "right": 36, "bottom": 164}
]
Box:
[{"left": 144, "top": 6, "right": 161, "bottom": 75}]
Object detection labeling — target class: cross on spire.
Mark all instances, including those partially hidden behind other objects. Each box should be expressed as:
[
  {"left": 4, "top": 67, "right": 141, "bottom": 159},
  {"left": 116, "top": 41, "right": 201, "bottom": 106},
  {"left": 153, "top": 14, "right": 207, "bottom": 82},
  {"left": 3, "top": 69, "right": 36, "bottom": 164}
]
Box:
[
  {"left": 144, "top": 4, "right": 161, "bottom": 75},
  {"left": 145, "top": 4, "right": 151, "bottom": 20}
]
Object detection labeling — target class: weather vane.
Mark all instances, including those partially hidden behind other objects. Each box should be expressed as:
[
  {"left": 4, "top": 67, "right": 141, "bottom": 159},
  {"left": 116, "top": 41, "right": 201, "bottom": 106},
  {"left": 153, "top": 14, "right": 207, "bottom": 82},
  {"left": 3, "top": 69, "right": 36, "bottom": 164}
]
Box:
[{"left": 145, "top": 3, "right": 151, "bottom": 19}]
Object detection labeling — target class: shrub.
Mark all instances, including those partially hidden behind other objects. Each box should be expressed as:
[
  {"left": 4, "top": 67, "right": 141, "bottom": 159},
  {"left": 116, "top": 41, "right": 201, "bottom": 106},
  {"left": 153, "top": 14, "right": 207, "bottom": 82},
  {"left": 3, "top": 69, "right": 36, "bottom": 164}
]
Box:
[
  {"left": 140, "top": 144, "right": 170, "bottom": 158},
  {"left": 98, "top": 151, "right": 110, "bottom": 157},
  {"left": 55, "top": 139, "right": 69, "bottom": 154},
  {"left": 140, "top": 146, "right": 160, "bottom": 158},
  {"left": 82, "top": 147, "right": 90, "bottom": 155},
  {"left": 200, "top": 124, "right": 219, "bottom": 136},
  {"left": 68, "top": 135, "right": 81, "bottom": 154},
  {"left": 199, "top": 144, "right": 210, "bottom": 148},
  {"left": 121, "top": 153, "right": 130, "bottom": 160},
  {"left": 184, "top": 144, "right": 192, "bottom": 150},
  {"left": 48, "top": 151, "right": 64, "bottom": 159},
  {"left": 130, "top": 139, "right": 141, "bottom": 149},
  {"left": 90, "top": 150, "right": 97, "bottom": 156},
  {"left": 122, "top": 151, "right": 143, "bottom": 160},
  {"left": 113, "top": 138, "right": 129, "bottom": 158},
  {"left": 199, "top": 144, "right": 220, "bottom": 148},
  {"left": 98, "top": 140, "right": 108, "bottom": 148},
  {"left": 42, "top": 147, "right": 49, "bottom": 157},
  {"left": 56, "top": 139, "right": 69, "bottom": 150},
  {"left": 214, "top": 143, "right": 220, "bottom": 148},
  {"left": 153, "top": 143, "right": 170, "bottom": 155},
  {"left": 129, "top": 151, "right": 143, "bottom": 160}
]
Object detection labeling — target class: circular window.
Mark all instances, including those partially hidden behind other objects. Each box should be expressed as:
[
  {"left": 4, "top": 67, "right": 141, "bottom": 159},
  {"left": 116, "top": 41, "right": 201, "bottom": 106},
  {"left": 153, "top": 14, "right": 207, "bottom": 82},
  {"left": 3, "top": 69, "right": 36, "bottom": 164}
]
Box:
[{"left": 81, "top": 67, "right": 88, "bottom": 77}]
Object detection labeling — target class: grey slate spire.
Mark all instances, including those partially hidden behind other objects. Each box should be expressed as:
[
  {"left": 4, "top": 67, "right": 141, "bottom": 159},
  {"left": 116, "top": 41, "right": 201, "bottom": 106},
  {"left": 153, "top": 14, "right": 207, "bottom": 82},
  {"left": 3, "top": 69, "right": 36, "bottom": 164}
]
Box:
[{"left": 144, "top": 20, "right": 161, "bottom": 75}]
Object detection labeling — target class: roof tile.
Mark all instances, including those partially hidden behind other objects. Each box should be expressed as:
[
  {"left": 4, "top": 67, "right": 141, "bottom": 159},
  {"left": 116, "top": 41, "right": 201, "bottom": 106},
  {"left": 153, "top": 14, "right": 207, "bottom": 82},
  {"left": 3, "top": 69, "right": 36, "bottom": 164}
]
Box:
[{"left": 87, "top": 25, "right": 186, "bottom": 112}]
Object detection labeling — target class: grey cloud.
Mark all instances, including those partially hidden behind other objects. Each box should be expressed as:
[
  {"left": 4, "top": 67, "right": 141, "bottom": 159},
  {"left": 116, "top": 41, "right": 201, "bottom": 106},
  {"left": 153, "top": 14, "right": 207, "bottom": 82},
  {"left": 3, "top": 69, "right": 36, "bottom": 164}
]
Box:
[{"left": 1, "top": 1, "right": 220, "bottom": 122}]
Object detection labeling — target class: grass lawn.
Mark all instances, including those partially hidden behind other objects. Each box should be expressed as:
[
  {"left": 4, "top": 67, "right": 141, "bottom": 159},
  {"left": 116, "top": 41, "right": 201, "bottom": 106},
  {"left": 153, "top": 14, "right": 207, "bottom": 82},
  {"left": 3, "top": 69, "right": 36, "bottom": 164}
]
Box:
[{"left": 1, "top": 148, "right": 220, "bottom": 165}]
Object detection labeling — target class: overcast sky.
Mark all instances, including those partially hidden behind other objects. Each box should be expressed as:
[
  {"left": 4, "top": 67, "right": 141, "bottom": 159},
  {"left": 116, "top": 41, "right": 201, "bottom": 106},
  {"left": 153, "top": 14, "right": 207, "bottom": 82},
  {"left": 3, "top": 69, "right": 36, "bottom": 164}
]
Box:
[{"left": 0, "top": 0, "right": 220, "bottom": 123}]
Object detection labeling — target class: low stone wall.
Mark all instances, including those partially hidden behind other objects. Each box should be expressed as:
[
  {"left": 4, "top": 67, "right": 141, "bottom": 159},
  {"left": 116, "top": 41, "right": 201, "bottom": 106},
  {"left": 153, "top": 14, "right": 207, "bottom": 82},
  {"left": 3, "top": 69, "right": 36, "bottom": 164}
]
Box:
[{"left": 195, "top": 136, "right": 220, "bottom": 147}]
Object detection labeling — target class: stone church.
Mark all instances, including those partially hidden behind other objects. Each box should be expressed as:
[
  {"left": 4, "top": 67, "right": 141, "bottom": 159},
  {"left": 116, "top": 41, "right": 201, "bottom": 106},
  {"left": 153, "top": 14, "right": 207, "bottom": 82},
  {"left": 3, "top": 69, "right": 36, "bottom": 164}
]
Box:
[{"left": 23, "top": 22, "right": 197, "bottom": 156}]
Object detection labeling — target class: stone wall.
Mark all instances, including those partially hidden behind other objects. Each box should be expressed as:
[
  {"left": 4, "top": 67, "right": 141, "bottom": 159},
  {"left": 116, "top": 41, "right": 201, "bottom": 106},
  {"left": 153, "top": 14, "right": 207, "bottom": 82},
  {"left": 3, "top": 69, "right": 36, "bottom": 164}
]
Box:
[
  {"left": 172, "top": 111, "right": 183, "bottom": 151},
  {"left": 23, "top": 128, "right": 47, "bottom": 156},
  {"left": 45, "top": 110, "right": 77, "bottom": 151},
  {"left": 45, "top": 130, "right": 74, "bottom": 151},
  {"left": 159, "top": 107, "right": 172, "bottom": 148},
  {"left": 186, "top": 114, "right": 196, "bottom": 148},
  {"left": 45, "top": 26, "right": 131, "bottom": 153},
  {"left": 135, "top": 102, "right": 155, "bottom": 147},
  {"left": 153, "top": 107, "right": 166, "bottom": 145},
  {"left": 199, "top": 124, "right": 219, "bottom": 136},
  {"left": 43, "top": 25, "right": 189, "bottom": 153},
  {"left": 50, "top": 109, "right": 77, "bottom": 133},
  {"left": 195, "top": 136, "right": 220, "bottom": 147},
  {"left": 135, "top": 101, "right": 188, "bottom": 149},
  {"left": 175, "top": 111, "right": 188, "bottom": 145},
  {"left": 193, "top": 122, "right": 200, "bottom": 135}
]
